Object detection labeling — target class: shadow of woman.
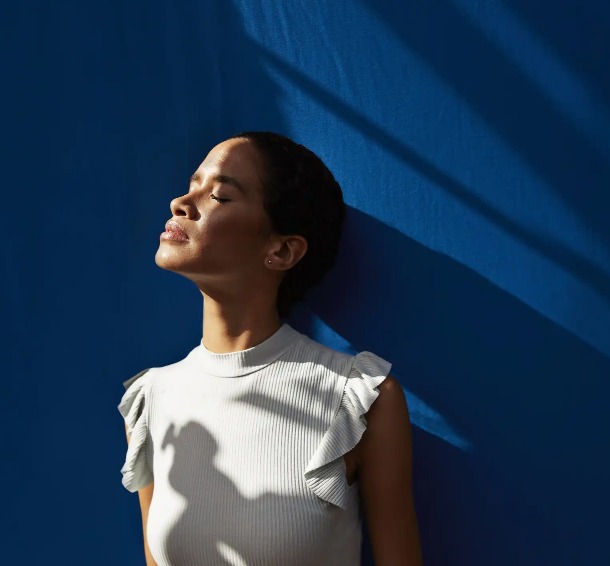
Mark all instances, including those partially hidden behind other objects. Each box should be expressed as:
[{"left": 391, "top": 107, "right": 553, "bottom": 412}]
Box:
[{"left": 149, "top": 421, "right": 330, "bottom": 566}]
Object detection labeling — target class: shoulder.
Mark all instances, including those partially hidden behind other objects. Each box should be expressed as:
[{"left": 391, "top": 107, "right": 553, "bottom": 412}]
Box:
[
  {"left": 288, "top": 331, "right": 355, "bottom": 374},
  {"left": 357, "top": 373, "right": 412, "bottom": 463},
  {"left": 371, "top": 374, "right": 408, "bottom": 414},
  {"left": 368, "top": 374, "right": 410, "bottom": 427},
  {"left": 122, "top": 368, "right": 152, "bottom": 391}
]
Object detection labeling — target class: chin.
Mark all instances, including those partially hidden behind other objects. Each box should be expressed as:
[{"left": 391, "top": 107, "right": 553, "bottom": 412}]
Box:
[
  {"left": 154, "top": 247, "right": 185, "bottom": 271},
  {"left": 154, "top": 247, "right": 209, "bottom": 279}
]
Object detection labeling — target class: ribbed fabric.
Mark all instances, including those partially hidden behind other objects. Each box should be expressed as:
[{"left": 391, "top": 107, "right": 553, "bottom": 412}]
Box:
[{"left": 118, "top": 322, "right": 392, "bottom": 566}]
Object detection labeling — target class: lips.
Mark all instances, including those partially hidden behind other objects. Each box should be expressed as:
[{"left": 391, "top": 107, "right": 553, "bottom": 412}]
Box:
[{"left": 162, "top": 219, "right": 189, "bottom": 241}]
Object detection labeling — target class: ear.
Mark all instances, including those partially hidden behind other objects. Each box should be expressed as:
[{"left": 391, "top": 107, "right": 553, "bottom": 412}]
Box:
[{"left": 265, "top": 234, "right": 308, "bottom": 271}]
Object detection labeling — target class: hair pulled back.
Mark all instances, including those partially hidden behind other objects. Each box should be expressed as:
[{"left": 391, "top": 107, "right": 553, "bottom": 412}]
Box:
[{"left": 229, "top": 131, "right": 346, "bottom": 318}]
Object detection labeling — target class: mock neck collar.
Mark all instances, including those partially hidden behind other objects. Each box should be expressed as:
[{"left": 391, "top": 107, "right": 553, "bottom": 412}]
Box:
[{"left": 187, "top": 322, "right": 302, "bottom": 377}]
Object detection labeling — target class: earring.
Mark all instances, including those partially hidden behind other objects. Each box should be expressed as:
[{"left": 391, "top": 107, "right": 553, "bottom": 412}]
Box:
[{"left": 267, "top": 259, "right": 272, "bottom": 264}]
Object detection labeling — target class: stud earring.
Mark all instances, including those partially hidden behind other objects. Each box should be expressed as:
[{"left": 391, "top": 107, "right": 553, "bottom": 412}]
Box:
[{"left": 267, "top": 259, "right": 272, "bottom": 264}]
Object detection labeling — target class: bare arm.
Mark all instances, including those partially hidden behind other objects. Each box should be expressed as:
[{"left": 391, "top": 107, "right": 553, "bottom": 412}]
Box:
[
  {"left": 357, "top": 375, "right": 423, "bottom": 565},
  {"left": 125, "top": 423, "right": 158, "bottom": 566}
]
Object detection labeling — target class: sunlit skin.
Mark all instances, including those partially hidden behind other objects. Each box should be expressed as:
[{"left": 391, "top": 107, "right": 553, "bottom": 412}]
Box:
[
  {"left": 155, "top": 137, "right": 308, "bottom": 353},
  {"left": 132, "top": 136, "right": 424, "bottom": 565}
]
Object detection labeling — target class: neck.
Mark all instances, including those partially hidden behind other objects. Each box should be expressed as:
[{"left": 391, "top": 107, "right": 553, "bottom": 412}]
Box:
[{"left": 200, "top": 290, "right": 283, "bottom": 354}]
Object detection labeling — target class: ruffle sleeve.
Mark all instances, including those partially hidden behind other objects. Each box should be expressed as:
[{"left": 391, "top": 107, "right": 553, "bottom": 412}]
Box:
[
  {"left": 117, "top": 368, "right": 154, "bottom": 492},
  {"left": 304, "top": 351, "right": 392, "bottom": 508}
]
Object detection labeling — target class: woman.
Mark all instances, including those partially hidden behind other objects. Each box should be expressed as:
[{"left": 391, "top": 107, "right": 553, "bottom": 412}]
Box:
[{"left": 118, "top": 132, "right": 423, "bottom": 565}]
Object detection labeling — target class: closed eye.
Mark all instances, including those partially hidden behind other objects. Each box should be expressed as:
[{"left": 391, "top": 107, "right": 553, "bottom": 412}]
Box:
[{"left": 210, "top": 194, "right": 230, "bottom": 203}]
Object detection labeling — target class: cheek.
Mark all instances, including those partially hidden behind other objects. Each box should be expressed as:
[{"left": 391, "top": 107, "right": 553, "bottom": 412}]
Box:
[
  {"left": 156, "top": 209, "right": 271, "bottom": 274},
  {"left": 205, "top": 210, "right": 269, "bottom": 244},
  {"left": 196, "top": 215, "right": 269, "bottom": 263}
]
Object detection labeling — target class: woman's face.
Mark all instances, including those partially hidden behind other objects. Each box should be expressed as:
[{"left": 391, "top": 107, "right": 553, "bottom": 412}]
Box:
[{"left": 155, "top": 137, "right": 274, "bottom": 286}]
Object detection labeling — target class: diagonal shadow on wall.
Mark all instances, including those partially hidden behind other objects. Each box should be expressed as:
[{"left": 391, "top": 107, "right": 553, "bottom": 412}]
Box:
[
  {"left": 359, "top": 0, "right": 610, "bottom": 255},
  {"left": 300, "top": 206, "right": 610, "bottom": 565},
  {"left": 252, "top": 43, "right": 610, "bottom": 312},
  {"left": 506, "top": 0, "right": 610, "bottom": 106}
]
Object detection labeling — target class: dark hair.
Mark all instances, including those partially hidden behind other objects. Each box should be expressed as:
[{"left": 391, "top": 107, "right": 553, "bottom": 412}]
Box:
[{"left": 229, "top": 131, "right": 346, "bottom": 318}]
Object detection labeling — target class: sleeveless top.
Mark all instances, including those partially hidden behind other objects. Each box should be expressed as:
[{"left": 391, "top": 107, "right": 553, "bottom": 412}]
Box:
[{"left": 117, "top": 322, "right": 392, "bottom": 566}]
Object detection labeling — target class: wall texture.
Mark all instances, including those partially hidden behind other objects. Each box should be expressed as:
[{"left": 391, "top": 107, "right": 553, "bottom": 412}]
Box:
[{"left": 3, "top": 1, "right": 609, "bottom": 564}]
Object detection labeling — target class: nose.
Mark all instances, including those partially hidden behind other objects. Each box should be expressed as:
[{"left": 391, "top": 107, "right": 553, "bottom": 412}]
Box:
[{"left": 170, "top": 193, "right": 197, "bottom": 219}]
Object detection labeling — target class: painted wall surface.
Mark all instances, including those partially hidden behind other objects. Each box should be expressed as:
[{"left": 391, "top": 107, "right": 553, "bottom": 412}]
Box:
[{"left": 3, "top": 1, "right": 609, "bottom": 564}]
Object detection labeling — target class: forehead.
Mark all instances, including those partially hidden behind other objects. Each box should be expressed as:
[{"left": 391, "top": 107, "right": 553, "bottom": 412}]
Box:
[{"left": 195, "top": 138, "right": 263, "bottom": 196}]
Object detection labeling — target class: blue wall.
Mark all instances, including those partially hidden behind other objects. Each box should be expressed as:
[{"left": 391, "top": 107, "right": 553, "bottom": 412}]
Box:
[{"left": 3, "top": 1, "right": 609, "bottom": 564}]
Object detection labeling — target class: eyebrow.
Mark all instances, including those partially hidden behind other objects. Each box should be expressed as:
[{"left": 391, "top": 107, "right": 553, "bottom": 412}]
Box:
[{"left": 189, "top": 172, "right": 246, "bottom": 194}]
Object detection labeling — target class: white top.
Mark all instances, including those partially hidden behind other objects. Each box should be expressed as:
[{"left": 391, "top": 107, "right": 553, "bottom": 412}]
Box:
[{"left": 118, "top": 322, "right": 392, "bottom": 566}]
